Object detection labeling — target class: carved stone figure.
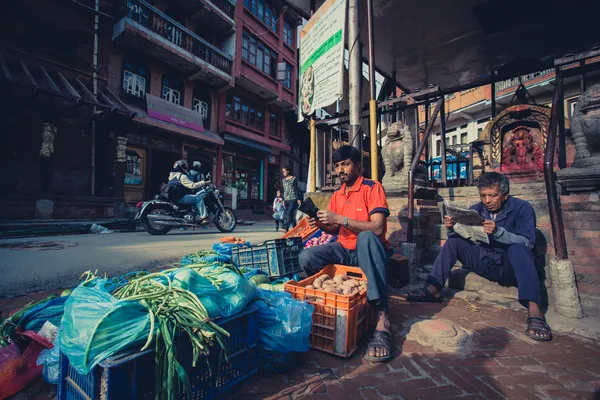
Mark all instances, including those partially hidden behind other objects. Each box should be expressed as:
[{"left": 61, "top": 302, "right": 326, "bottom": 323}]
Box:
[
  {"left": 569, "top": 84, "right": 600, "bottom": 167},
  {"left": 39, "top": 123, "right": 56, "bottom": 157},
  {"left": 382, "top": 121, "right": 414, "bottom": 188},
  {"left": 557, "top": 84, "right": 600, "bottom": 192},
  {"left": 501, "top": 126, "right": 543, "bottom": 171}
]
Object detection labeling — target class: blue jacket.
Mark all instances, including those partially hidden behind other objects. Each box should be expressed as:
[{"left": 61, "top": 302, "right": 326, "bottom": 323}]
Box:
[{"left": 454, "top": 196, "right": 537, "bottom": 264}]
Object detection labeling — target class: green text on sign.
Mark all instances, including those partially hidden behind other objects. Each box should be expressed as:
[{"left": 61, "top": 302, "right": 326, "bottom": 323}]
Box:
[{"left": 300, "top": 29, "right": 343, "bottom": 75}]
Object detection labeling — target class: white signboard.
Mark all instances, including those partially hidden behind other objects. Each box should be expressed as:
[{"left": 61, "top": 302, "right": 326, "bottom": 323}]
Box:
[{"left": 298, "top": 0, "right": 346, "bottom": 121}]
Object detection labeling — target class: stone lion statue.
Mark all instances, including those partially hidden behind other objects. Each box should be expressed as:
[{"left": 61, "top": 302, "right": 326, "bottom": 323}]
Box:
[
  {"left": 570, "top": 84, "right": 600, "bottom": 167},
  {"left": 381, "top": 121, "right": 414, "bottom": 188}
]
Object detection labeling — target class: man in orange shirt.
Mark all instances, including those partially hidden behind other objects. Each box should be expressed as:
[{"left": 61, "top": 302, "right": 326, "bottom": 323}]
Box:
[{"left": 299, "top": 145, "right": 393, "bottom": 363}]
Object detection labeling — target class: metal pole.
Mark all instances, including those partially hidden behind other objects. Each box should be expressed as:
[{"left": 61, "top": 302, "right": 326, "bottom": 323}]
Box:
[
  {"left": 307, "top": 1, "right": 317, "bottom": 193},
  {"left": 408, "top": 98, "right": 443, "bottom": 243},
  {"left": 544, "top": 71, "right": 568, "bottom": 260},
  {"left": 580, "top": 60, "right": 587, "bottom": 94},
  {"left": 491, "top": 71, "right": 497, "bottom": 118},
  {"left": 348, "top": 0, "right": 362, "bottom": 148},
  {"left": 91, "top": 0, "right": 99, "bottom": 196},
  {"left": 440, "top": 98, "right": 447, "bottom": 186},
  {"left": 424, "top": 100, "right": 430, "bottom": 186},
  {"left": 309, "top": 118, "right": 317, "bottom": 192},
  {"left": 366, "top": 0, "right": 378, "bottom": 180},
  {"left": 558, "top": 79, "right": 567, "bottom": 169}
]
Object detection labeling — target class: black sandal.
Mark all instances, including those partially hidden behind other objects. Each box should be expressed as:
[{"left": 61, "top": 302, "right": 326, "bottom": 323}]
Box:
[
  {"left": 364, "top": 330, "right": 394, "bottom": 363},
  {"left": 526, "top": 317, "right": 553, "bottom": 342},
  {"left": 406, "top": 286, "right": 444, "bottom": 303}
]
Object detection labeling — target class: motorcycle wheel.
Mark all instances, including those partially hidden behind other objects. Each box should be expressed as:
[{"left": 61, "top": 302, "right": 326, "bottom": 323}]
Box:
[
  {"left": 215, "top": 206, "right": 237, "bottom": 233},
  {"left": 143, "top": 206, "right": 174, "bottom": 235}
]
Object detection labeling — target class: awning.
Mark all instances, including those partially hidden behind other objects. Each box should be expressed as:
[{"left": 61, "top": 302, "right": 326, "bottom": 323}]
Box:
[
  {"left": 284, "top": 0, "right": 600, "bottom": 94},
  {"left": 129, "top": 105, "right": 224, "bottom": 145},
  {"left": 224, "top": 133, "right": 272, "bottom": 153},
  {"left": 0, "top": 52, "right": 135, "bottom": 118}
]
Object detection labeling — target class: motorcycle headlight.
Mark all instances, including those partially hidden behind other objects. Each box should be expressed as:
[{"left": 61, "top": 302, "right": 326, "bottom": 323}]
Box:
[{"left": 214, "top": 189, "right": 219, "bottom": 195}]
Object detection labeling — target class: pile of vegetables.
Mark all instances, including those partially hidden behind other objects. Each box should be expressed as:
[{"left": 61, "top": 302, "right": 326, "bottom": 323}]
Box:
[
  {"left": 306, "top": 274, "right": 367, "bottom": 296},
  {"left": 219, "top": 236, "right": 248, "bottom": 245},
  {"left": 77, "top": 258, "right": 245, "bottom": 400},
  {"left": 296, "top": 226, "right": 314, "bottom": 238},
  {"left": 304, "top": 233, "right": 334, "bottom": 248}
]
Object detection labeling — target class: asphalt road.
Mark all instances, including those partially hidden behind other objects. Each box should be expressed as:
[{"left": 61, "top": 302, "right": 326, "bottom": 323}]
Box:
[{"left": 0, "top": 221, "right": 280, "bottom": 297}]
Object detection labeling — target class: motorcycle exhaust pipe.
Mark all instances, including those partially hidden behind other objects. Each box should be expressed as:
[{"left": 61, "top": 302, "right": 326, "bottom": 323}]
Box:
[
  {"left": 147, "top": 214, "right": 181, "bottom": 221},
  {"left": 154, "top": 220, "right": 195, "bottom": 227}
]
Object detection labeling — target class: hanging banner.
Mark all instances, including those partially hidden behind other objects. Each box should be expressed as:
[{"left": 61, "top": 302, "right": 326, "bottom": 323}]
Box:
[{"left": 298, "top": 0, "right": 347, "bottom": 121}]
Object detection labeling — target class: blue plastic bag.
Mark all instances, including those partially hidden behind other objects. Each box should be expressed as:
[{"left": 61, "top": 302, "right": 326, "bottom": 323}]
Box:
[
  {"left": 250, "top": 289, "right": 313, "bottom": 354},
  {"left": 37, "top": 336, "right": 60, "bottom": 384},
  {"left": 59, "top": 286, "right": 152, "bottom": 374},
  {"left": 19, "top": 296, "right": 69, "bottom": 333},
  {"left": 242, "top": 269, "right": 269, "bottom": 280},
  {"left": 170, "top": 266, "right": 256, "bottom": 318},
  {"left": 212, "top": 242, "right": 250, "bottom": 257}
]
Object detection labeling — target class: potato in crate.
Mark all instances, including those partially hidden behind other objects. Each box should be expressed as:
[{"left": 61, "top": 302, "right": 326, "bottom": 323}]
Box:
[
  {"left": 284, "top": 265, "right": 374, "bottom": 357},
  {"left": 231, "top": 238, "right": 303, "bottom": 278}
]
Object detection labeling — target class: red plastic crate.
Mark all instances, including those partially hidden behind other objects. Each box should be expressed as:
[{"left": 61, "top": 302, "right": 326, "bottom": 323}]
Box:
[
  {"left": 284, "top": 265, "right": 374, "bottom": 357},
  {"left": 281, "top": 218, "right": 318, "bottom": 241}
]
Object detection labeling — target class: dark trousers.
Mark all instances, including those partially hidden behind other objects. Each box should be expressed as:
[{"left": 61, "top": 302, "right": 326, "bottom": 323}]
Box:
[
  {"left": 299, "top": 231, "right": 389, "bottom": 312},
  {"left": 283, "top": 200, "right": 298, "bottom": 230},
  {"left": 427, "top": 236, "right": 541, "bottom": 307}
]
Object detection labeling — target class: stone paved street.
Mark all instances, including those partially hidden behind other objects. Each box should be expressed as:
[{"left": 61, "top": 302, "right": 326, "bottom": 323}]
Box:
[
  {"left": 4, "top": 288, "right": 600, "bottom": 400},
  {"left": 233, "top": 295, "right": 600, "bottom": 400}
]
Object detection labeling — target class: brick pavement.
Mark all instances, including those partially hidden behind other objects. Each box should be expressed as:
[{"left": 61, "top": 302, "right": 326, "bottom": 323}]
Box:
[
  {"left": 3, "top": 293, "right": 600, "bottom": 399},
  {"left": 233, "top": 296, "right": 600, "bottom": 400}
]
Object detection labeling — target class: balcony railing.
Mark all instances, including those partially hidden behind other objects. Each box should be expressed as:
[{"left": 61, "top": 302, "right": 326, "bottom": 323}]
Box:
[
  {"left": 495, "top": 68, "right": 554, "bottom": 92},
  {"left": 209, "top": 0, "right": 235, "bottom": 19},
  {"left": 120, "top": 0, "right": 233, "bottom": 75}
]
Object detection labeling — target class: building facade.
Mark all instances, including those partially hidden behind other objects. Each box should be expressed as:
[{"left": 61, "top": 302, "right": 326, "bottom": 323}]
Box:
[{"left": 0, "top": 0, "right": 301, "bottom": 220}]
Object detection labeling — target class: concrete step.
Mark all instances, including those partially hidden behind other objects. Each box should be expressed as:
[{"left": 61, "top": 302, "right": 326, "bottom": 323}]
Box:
[
  {"left": 448, "top": 268, "right": 519, "bottom": 300},
  {"left": 438, "top": 182, "right": 547, "bottom": 201}
]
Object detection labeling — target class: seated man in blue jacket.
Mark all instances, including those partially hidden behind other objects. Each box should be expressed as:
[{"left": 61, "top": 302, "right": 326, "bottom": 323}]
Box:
[{"left": 407, "top": 172, "right": 552, "bottom": 341}]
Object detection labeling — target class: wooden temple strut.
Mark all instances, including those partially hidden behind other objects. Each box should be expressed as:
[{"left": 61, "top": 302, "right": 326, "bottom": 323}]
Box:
[
  {"left": 543, "top": 70, "right": 568, "bottom": 260},
  {"left": 407, "top": 98, "right": 443, "bottom": 243}
]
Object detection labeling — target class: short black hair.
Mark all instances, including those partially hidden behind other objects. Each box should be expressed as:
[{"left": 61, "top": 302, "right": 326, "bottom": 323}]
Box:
[
  {"left": 333, "top": 145, "right": 361, "bottom": 164},
  {"left": 477, "top": 172, "right": 510, "bottom": 195}
]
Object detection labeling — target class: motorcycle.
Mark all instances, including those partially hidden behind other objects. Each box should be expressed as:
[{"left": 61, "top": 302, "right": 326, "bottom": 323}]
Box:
[{"left": 136, "top": 182, "right": 237, "bottom": 235}]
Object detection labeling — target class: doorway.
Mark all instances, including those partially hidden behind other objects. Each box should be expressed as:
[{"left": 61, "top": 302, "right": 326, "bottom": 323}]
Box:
[
  {"left": 149, "top": 149, "right": 180, "bottom": 199},
  {"left": 267, "top": 164, "right": 281, "bottom": 203}
]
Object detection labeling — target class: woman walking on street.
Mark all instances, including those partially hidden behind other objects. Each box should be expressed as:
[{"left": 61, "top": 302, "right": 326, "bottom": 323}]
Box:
[
  {"left": 281, "top": 167, "right": 301, "bottom": 232},
  {"left": 273, "top": 189, "right": 285, "bottom": 231}
]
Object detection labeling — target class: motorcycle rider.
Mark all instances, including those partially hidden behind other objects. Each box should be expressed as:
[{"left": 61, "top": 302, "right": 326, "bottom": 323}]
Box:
[
  {"left": 168, "top": 160, "right": 208, "bottom": 220},
  {"left": 188, "top": 161, "right": 205, "bottom": 183}
]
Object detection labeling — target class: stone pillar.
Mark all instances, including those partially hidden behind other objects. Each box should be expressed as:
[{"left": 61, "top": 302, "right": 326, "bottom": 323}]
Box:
[
  {"left": 114, "top": 136, "right": 127, "bottom": 199},
  {"left": 215, "top": 145, "right": 223, "bottom": 187},
  {"left": 39, "top": 123, "right": 56, "bottom": 195}
]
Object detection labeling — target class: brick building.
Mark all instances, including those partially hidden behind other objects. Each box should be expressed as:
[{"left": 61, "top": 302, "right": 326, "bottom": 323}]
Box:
[{"left": 0, "top": 0, "right": 302, "bottom": 220}]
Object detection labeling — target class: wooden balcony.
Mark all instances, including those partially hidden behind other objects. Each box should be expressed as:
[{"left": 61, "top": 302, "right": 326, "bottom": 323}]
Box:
[{"left": 113, "top": 0, "right": 233, "bottom": 87}]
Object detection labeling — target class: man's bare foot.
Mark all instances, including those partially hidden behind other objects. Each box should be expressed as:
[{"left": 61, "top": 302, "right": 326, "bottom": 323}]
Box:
[{"left": 406, "top": 285, "right": 443, "bottom": 302}]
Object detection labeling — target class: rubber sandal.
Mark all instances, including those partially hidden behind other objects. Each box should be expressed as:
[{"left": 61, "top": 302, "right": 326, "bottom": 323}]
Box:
[
  {"left": 364, "top": 330, "right": 394, "bottom": 363},
  {"left": 406, "top": 286, "right": 444, "bottom": 303},
  {"left": 526, "top": 317, "right": 553, "bottom": 342}
]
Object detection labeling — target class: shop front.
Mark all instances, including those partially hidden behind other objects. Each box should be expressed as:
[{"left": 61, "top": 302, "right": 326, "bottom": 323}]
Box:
[{"left": 222, "top": 134, "right": 271, "bottom": 209}]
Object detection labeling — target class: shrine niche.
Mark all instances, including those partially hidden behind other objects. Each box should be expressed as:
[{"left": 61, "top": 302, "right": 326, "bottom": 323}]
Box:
[{"left": 479, "top": 104, "right": 574, "bottom": 182}]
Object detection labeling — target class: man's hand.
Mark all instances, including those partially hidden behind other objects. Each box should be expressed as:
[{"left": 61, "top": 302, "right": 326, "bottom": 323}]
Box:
[
  {"left": 317, "top": 210, "right": 343, "bottom": 226},
  {"left": 198, "top": 180, "right": 207, "bottom": 187},
  {"left": 297, "top": 200, "right": 301, "bottom": 206},
  {"left": 307, "top": 217, "right": 318, "bottom": 228},
  {"left": 443, "top": 215, "right": 456, "bottom": 230},
  {"left": 482, "top": 220, "right": 497, "bottom": 235}
]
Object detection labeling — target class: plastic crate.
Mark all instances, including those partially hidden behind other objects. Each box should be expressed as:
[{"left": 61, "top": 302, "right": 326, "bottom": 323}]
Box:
[
  {"left": 302, "top": 230, "right": 337, "bottom": 248},
  {"left": 281, "top": 218, "right": 318, "bottom": 240},
  {"left": 231, "top": 238, "right": 303, "bottom": 278},
  {"left": 284, "top": 265, "right": 374, "bottom": 357},
  {"left": 58, "top": 309, "right": 258, "bottom": 400}
]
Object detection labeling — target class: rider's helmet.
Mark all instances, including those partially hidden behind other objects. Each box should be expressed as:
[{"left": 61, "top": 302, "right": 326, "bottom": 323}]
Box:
[
  {"left": 191, "top": 161, "right": 202, "bottom": 171},
  {"left": 173, "top": 159, "right": 189, "bottom": 172}
]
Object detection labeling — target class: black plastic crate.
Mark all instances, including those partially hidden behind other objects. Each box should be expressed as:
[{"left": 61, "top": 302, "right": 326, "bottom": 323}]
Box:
[
  {"left": 58, "top": 309, "right": 258, "bottom": 400},
  {"left": 231, "top": 238, "right": 303, "bottom": 278}
]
